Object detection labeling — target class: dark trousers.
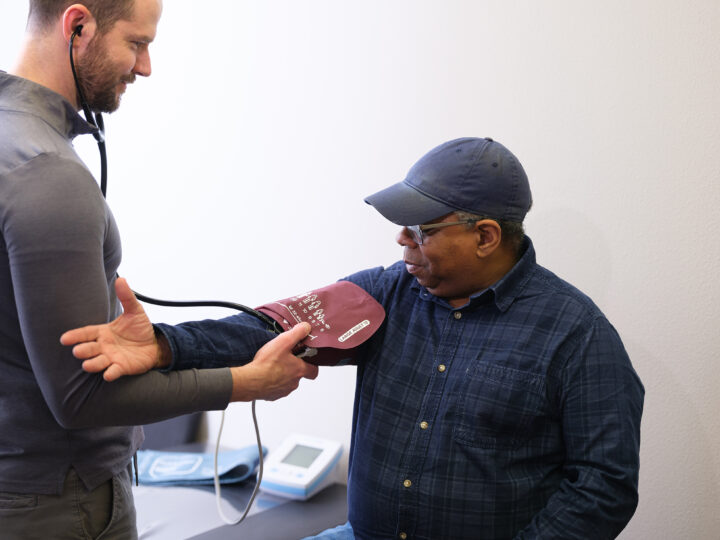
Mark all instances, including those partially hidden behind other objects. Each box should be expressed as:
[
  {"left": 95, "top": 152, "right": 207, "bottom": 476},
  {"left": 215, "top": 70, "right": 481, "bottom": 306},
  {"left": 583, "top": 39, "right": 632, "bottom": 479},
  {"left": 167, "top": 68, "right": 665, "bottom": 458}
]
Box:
[{"left": 0, "top": 466, "right": 137, "bottom": 540}]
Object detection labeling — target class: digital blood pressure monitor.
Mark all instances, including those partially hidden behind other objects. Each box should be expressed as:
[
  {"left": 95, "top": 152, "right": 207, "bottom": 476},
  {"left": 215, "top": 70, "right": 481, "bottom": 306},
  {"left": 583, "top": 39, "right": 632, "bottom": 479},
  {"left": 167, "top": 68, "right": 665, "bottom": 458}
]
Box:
[{"left": 259, "top": 434, "right": 343, "bottom": 500}]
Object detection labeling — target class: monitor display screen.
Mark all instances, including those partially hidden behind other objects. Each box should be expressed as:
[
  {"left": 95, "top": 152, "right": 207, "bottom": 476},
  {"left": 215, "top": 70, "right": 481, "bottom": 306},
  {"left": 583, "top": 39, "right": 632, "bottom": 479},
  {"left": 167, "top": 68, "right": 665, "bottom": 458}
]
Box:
[{"left": 281, "top": 444, "right": 323, "bottom": 468}]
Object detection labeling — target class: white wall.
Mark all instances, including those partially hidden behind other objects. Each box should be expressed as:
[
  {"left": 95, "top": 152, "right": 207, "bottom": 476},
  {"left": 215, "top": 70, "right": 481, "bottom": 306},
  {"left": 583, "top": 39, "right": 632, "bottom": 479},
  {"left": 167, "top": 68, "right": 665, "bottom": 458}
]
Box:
[{"left": 2, "top": 1, "right": 719, "bottom": 537}]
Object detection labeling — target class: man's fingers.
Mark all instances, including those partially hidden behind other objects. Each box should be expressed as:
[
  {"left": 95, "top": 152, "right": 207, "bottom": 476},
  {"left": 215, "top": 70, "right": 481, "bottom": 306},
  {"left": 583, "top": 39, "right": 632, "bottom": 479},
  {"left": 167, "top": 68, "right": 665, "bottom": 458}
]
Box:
[
  {"left": 302, "top": 363, "right": 319, "bottom": 380},
  {"left": 82, "top": 356, "right": 111, "bottom": 373},
  {"left": 82, "top": 357, "right": 125, "bottom": 381},
  {"left": 262, "top": 322, "right": 312, "bottom": 354},
  {"left": 115, "top": 277, "right": 144, "bottom": 316},
  {"left": 71, "top": 342, "right": 101, "bottom": 360},
  {"left": 60, "top": 325, "right": 100, "bottom": 346},
  {"left": 273, "top": 324, "right": 319, "bottom": 379},
  {"left": 103, "top": 364, "right": 125, "bottom": 382}
]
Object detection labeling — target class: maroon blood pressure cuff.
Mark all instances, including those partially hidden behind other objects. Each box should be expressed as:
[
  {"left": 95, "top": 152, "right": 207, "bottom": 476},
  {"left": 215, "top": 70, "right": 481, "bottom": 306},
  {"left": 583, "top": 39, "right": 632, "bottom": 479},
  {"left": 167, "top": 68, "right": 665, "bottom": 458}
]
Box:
[{"left": 255, "top": 281, "right": 386, "bottom": 366}]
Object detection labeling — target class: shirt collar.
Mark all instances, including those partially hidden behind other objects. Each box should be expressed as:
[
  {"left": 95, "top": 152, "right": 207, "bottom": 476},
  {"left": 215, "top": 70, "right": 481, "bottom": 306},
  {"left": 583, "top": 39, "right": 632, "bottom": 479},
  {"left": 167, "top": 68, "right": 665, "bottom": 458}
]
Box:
[
  {"left": 483, "top": 236, "right": 537, "bottom": 312},
  {"left": 0, "top": 71, "right": 99, "bottom": 140},
  {"left": 411, "top": 236, "right": 538, "bottom": 312}
]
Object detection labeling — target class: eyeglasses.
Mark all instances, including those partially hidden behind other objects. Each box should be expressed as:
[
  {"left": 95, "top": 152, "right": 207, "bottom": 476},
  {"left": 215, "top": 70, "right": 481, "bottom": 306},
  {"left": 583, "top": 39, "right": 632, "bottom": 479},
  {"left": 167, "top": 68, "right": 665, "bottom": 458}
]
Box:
[{"left": 405, "top": 218, "right": 481, "bottom": 245}]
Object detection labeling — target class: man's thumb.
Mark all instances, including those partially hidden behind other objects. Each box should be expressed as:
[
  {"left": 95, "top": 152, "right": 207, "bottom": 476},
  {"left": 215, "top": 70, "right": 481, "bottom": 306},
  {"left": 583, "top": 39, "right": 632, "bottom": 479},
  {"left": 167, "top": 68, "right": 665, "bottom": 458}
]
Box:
[
  {"left": 275, "top": 322, "right": 312, "bottom": 351},
  {"left": 115, "top": 277, "right": 143, "bottom": 315}
]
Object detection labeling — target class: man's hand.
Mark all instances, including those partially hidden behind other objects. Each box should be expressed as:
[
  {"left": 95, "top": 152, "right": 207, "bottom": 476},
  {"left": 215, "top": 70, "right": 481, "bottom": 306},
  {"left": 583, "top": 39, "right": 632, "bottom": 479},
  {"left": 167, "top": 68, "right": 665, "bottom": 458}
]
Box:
[
  {"left": 60, "top": 277, "right": 164, "bottom": 381},
  {"left": 229, "top": 322, "right": 319, "bottom": 402},
  {"left": 61, "top": 278, "right": 320, "bottom": 399}
]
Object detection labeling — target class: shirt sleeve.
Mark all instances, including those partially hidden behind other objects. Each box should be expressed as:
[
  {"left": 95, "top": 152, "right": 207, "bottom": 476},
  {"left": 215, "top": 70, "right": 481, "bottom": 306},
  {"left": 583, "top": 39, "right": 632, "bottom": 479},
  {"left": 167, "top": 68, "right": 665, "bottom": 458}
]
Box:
[
  {"left": 341, "top": 266, "right": 390, "bottom": 300},
  {"left": 3, "top": 154, "right": 231, "bottom": 428},
  {"left": 156, "top": 313, "right": 278, "bottom": 371},
  {"left": 514, "top": 316, "right": 644, "bottom": 539},
  {"left": 156, "top": 266, "right": 395, "bottom": 370}
]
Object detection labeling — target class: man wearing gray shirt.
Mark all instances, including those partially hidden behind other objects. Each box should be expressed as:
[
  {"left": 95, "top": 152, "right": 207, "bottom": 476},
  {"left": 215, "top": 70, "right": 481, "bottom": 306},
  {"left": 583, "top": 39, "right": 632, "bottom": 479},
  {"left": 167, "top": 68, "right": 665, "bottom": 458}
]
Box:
[{"left": 0, "top": 1, "right": 318, "bottom": 538}]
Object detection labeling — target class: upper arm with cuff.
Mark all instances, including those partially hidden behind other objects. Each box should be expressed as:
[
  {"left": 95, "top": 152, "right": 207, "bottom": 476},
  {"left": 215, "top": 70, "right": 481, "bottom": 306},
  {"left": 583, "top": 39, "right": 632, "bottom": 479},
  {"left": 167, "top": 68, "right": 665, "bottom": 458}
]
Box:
[{"left": 157, "top": 266, "right": 399, "bottom": 370}]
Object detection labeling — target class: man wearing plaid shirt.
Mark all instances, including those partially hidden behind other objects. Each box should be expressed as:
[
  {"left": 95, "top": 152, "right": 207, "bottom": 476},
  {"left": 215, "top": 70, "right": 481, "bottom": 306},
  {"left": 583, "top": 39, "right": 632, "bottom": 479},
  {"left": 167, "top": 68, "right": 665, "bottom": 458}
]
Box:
[{"left": 66, "top": 137, "right": 644, "bottom": 539}]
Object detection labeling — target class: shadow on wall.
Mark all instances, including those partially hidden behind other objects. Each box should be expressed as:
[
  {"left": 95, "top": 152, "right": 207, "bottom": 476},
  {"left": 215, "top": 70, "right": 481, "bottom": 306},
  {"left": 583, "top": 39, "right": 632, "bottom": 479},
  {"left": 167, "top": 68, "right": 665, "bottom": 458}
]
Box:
[
  {"left": 618, "top": 339, "right": 720, "bottom": 539},
  {"left": 525, "top": 204, "right": 612, "bottom": 307},
  {"left": 528, "top": 204, "right": 720, "bottom": 537}
]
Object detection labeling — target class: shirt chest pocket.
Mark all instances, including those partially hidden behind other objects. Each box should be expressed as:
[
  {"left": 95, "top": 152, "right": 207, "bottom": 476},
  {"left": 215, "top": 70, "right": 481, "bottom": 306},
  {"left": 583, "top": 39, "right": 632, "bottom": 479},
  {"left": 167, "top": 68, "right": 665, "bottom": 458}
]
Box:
[{"left": 452, "top": 362, "right": 547, "bottom": 450}]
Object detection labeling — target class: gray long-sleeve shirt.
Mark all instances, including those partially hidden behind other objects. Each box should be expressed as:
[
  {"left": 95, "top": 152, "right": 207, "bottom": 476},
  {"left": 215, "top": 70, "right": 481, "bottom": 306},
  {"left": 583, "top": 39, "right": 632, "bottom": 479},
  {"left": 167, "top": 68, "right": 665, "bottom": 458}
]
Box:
[{"left": 0, "top": 72, "right": 232, "bottom": 495}]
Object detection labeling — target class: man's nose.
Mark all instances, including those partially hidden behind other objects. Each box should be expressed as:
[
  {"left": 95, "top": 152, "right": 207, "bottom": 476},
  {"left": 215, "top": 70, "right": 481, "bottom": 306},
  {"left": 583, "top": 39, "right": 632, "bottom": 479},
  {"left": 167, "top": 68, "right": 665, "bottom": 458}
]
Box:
[
  {"left": 396, "top": 227, "right": 419, "bottom": 247},
  {"left": 133, "top": 50, "right": 152, "bottom": 77}
]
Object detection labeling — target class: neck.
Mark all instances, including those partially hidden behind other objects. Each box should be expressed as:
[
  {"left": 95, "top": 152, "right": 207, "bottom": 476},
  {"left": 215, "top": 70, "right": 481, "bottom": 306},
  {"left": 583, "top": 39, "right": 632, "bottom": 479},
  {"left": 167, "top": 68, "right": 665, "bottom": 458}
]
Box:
[
  {"left": 447, "top": 245, "right": 519, "bottom": 308},
  {"left": 481, "top": 246, "right": 519, "bottom": 289},
  {"left": 11, "top": 30, "right": 79, "bottom": 108}
]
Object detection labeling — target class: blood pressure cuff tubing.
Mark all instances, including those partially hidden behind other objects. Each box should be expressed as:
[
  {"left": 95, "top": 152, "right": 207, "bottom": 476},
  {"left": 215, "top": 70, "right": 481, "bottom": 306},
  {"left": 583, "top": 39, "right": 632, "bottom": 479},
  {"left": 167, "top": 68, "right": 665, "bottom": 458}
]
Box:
[{"left": 255, "top": 281, "right": 385, "bottom": 366}]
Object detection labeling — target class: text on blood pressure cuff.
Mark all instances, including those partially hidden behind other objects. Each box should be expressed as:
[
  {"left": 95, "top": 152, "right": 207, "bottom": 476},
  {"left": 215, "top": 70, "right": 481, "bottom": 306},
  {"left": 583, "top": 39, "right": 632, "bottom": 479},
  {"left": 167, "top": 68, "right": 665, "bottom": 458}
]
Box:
[{"left": 256, "top": 281, "right": 385, "bottom": 366}]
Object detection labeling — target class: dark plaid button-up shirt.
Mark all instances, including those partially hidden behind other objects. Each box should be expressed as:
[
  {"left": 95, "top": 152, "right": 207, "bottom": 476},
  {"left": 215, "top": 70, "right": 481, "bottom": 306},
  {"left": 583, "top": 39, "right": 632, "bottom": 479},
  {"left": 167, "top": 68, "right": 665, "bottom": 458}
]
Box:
[{"left": 161, "top": 237, "right": 644, "bottom": 539}]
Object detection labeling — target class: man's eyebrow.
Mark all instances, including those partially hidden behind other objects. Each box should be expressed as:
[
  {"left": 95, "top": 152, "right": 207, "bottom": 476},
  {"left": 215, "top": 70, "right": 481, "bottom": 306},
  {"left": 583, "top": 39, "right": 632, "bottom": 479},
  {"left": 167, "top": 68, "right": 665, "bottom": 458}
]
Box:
[{"left": 127, "top": 32, "right": 155, "bottom": 43}]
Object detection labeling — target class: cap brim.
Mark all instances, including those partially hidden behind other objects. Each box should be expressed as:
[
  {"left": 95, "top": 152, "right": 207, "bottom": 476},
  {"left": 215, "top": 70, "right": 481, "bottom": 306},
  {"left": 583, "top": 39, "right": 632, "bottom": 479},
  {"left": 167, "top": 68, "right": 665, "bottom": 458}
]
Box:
[{"left": 364, "top": 181, "right": 457, "bottom": 226}]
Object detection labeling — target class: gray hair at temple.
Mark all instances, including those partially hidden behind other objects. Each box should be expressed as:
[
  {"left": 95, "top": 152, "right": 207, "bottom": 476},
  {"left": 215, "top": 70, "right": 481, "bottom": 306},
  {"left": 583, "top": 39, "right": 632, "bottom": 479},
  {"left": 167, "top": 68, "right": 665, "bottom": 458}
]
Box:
[{"left": 455, "top": 210, "right": 529, "bottom": 257}]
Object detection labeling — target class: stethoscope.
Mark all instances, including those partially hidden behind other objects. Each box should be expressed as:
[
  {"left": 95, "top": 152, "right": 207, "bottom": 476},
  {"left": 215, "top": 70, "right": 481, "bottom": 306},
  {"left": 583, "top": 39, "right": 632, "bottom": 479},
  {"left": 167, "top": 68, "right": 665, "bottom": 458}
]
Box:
[
  {"left": 68, "top": 26, "right": 282, "bottom": 332},
  {"left": 69, "top": 26, "right": 278, "bottom": 524}
]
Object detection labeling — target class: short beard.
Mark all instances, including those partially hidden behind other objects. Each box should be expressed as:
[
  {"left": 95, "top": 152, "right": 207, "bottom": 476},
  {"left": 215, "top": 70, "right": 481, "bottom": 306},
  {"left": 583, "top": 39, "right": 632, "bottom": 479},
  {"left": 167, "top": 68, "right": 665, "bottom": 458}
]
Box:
[{"left": 75, "top": 35, "right": 133, "bottom": 113}]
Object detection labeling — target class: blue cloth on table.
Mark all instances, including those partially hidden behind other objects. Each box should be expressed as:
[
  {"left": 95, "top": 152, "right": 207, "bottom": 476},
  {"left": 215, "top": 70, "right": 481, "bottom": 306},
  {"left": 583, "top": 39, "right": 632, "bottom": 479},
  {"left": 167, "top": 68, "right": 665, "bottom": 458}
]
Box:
[{"left": 135, "top": 445, "right": 265, "bottom": 486}]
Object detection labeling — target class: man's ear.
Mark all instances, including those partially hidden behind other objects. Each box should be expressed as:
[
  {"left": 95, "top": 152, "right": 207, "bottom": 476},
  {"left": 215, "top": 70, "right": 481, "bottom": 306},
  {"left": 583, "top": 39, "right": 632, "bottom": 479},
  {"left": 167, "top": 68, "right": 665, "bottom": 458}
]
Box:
[
  {"left": 475, "top": 219, "right": 502, "bottom": 258},
  {"left": 62, "top": 4, "right": 98, "bottom": 50}
]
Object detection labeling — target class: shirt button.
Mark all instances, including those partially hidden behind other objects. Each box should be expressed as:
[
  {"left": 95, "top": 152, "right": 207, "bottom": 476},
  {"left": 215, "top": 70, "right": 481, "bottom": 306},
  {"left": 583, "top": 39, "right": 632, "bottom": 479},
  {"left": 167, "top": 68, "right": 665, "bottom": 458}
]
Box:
[
  {"left": 437, "top": 364, "right": 446, "bottom": 373},
  {"left": 419, "top": 421, "right": 429, "bottom": 430},
  {"left": 454, "top": 312, "right": 462, "bottom": 320},
  {"left": 403, "top": 479, "right": 412, "bottom": 488},
  {"left": 399, "top": 534, "right": 408, "bottom": 540}
]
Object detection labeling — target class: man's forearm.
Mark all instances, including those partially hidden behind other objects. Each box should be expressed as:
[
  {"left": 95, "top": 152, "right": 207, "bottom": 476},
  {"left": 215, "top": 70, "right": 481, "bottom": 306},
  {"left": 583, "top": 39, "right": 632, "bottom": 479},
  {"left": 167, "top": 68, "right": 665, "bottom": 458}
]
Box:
[{"left": 155, "top": 315, "right": 275, "bottom": 371}]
